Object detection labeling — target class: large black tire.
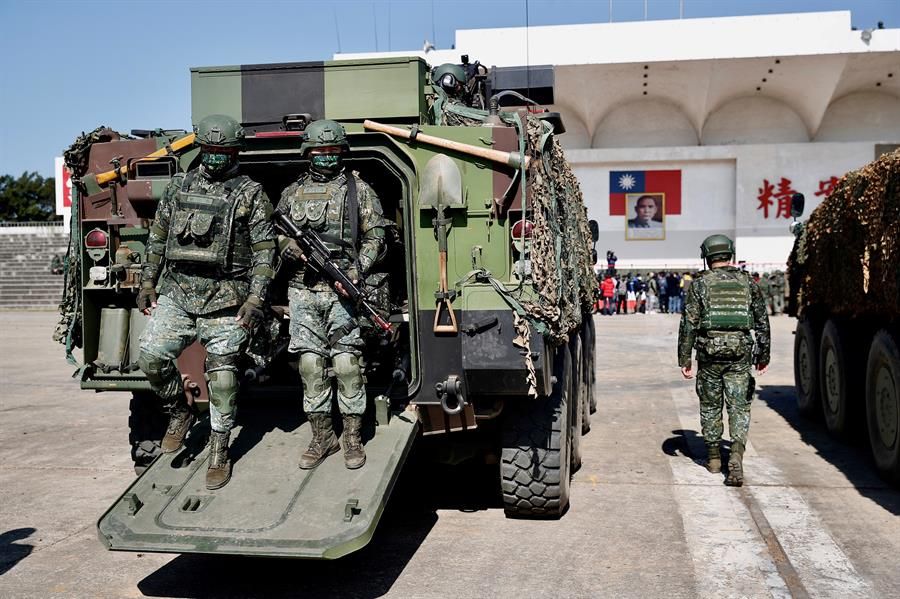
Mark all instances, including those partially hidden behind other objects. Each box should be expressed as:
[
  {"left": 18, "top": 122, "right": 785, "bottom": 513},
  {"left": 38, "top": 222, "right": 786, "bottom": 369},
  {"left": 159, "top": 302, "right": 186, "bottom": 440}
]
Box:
[
  {"left": 866, "top": 331, "right": 900, "bottom": 484},
  {"left": 820, "top": 320, "right": 854, "bottom": 436},
  {"left": 569, "top": 336, "right": 584, "bottom": 472},
  {"left": 128, "top": 392, "right": 167, "bottom": 474},
  {"left": 501, "top": 345, "right": 572, "bottom": 518},
  {"left": 794, "top": 317, "right": 820, "bottom": 417},
  {"left": 580, "top": 318, "right": 595, "bottom": 428}
]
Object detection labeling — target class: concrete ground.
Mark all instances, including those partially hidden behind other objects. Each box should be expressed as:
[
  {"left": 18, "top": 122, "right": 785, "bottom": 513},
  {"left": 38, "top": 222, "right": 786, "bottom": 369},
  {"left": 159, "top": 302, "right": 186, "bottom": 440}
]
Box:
[{"left": 1, "top": 311, "right": 898, "bottom": 598}]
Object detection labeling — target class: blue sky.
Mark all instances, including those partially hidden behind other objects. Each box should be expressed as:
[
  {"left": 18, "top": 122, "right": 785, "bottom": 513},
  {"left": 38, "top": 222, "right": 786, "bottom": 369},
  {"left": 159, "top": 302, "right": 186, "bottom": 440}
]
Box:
[{"left": 1, "top": 0, "right": 897, "bottom": 177}]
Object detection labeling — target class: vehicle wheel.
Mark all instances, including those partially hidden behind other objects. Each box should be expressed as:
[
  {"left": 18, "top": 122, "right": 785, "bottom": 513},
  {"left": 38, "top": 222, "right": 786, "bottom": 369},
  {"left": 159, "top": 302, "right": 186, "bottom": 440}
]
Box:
[
  {"left": 501, "top": 345, "right": 571, "bottom": 518},
  {"left": 129, "top": 391, "right": 167, "bottom": 475},
  {"left": 820, "top": 320, "right": 852, "bottom": 436},
  {"left": 866, "top": 331, "right": 900, "bottom": 484},
  {"left": 794, "top": 317, "right": 820, "bottom": 417},
  {"left": 569, "top": 336, "right": 584, "bottom": 472}
]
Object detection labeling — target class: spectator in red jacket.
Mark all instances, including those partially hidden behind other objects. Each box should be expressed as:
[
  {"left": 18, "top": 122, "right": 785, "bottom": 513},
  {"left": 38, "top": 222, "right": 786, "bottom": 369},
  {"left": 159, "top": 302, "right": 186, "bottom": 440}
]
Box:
[{"left": 600, "top": 274, "right": 617, "bottom": 315}]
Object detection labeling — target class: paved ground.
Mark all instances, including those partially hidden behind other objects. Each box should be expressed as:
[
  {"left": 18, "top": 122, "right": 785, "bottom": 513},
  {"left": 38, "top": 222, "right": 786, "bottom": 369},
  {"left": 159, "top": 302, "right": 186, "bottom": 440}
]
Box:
[{"left": 1, "top": 311, "right": 898, "bottom": 598}]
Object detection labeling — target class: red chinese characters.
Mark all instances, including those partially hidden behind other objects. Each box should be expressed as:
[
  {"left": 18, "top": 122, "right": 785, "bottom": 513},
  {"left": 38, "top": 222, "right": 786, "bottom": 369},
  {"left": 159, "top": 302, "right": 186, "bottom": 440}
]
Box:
[
  {"left": 815, "top": 176, "right": 840, "bottom": 198},
  {"left": 757, "top": 177, "right": 797, "bottom": 219}
]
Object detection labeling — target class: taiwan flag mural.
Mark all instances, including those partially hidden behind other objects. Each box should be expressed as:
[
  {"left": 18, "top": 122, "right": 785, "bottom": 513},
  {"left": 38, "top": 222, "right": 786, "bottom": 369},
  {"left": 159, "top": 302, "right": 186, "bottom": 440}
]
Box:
[{"left": 609, "top": 170, "right": 682, "bottom": 216}]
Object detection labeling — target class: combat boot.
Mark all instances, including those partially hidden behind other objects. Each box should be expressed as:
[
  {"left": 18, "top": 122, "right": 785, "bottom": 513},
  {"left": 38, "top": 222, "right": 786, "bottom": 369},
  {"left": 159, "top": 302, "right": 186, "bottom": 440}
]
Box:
[
  {"left": 706, "top": 442, "right": 722, "bottom": 474},
  {"left": 725, "top": 441, "right": 745, "bottom": 487},
  {"left": 161, "top": 402, "right": 195, "bottom": 454},
  {"left": 342, "top": 414, "right": 366, "bottom": 469},
  {"left": 206, "top": 430, "right": 232, "bottom": 490},
  {"left": 299, "top": 413, "right": 340, "bottom": 469}
]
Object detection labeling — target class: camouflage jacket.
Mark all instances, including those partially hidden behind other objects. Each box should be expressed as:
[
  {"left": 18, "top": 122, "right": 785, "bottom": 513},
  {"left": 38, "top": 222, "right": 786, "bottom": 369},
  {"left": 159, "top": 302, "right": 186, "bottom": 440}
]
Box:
[
  {"left": 142, "top": 166, "right": 276, "bottom": 314},
  {"left": 677, "top": 266, "right": 770, "bottom": 367},
  {"left": 277, "top": 170, "right": 385, "bottom": 292}
]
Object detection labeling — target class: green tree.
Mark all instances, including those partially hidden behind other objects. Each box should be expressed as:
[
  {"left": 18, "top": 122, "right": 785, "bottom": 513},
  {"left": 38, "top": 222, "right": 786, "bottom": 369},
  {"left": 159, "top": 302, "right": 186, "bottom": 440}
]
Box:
[{"left": 0, "top": 172, "right": 60, "bottom": 222}]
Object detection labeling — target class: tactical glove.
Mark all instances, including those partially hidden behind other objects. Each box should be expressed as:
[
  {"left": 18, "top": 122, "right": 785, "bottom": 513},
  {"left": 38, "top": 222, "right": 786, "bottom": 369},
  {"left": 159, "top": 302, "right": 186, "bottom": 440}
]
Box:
[
  {"left": 137, "top": 283, "right": 158, "bottom": 314},
  {"left": 236, "top": 295, "right": 264, "bottom": 331},
  {"left": 281, "top": 238, "right": 305, "bottom": 263}
]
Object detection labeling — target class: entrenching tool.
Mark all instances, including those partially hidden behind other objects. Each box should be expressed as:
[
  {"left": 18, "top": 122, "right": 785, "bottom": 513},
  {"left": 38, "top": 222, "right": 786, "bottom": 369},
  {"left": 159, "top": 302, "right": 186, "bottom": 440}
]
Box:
[
  {"left": 419, "top": 154, "right": 465, "bottom": 334},
  {"left": 85, "top": 133, "right": 197, "bottom": 187}
]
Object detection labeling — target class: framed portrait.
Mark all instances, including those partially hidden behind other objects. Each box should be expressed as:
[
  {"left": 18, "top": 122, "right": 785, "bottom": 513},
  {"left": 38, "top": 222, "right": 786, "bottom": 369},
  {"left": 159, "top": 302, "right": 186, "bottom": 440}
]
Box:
[{"left": 625, "top": 192, "right": 665, "bottom": 241}]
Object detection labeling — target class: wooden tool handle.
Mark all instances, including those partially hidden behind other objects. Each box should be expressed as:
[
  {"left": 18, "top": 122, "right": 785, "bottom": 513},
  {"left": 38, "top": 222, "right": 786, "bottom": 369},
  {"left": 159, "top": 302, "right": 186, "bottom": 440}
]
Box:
[
  {"left": 95, "top": 133, "right": 197, "bottom": 186},
  {"left": 363, "top": 120, "right": 530, "bottom": 169}
]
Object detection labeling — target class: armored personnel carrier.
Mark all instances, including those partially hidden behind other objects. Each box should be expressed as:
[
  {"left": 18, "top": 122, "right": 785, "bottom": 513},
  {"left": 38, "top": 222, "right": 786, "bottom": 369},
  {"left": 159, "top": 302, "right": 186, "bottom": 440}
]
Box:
[
  {"left": 788, "top": 149, "right": 900, "bottom": 483},
  {"left": 56, "top": 56, "right": 599, "bottom": 558}
]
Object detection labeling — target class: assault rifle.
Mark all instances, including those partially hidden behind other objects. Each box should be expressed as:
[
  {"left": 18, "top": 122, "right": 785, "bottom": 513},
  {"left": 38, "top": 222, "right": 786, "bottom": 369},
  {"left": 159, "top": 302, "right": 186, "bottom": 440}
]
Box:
[{"left": 272, "top": 209, "right": 392, "bottom": 334}]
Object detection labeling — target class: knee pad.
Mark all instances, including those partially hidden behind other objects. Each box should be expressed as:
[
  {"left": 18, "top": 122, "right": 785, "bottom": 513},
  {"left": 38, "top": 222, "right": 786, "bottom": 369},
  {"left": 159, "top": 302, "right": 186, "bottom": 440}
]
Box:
[
  {"left": 332, "top": 352, "right": 363, "bottom": 399},
  {"left": 207, "top": 369, "right": 238, "bottom": 414},
  {"left": 299, "top": 352, "right": 329, "bottom": 398}
]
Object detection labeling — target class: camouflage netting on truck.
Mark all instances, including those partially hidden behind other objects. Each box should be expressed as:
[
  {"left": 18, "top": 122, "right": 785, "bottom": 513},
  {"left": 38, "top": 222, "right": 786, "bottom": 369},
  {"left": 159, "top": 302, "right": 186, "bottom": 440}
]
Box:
[
  {"left": 520, "top": 116, "right": 595, "bottom": 345},
  {"left": 789, "top": 149, "right": 900, "bottom": 318},
  {"left": 54, "top": 127, "right": 131, "bottom": 359}
]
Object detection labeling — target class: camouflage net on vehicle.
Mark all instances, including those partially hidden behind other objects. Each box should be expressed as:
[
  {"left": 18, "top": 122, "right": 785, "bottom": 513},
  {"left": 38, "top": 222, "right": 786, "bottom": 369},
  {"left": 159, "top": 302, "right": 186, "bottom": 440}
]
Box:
[
  {"left": 789, "top": 149, "right": 900, "bottom": 318},
  {"left": 519, "top": 116, "right": 595, "bottom": 345},
  {"left": 54, "top": 127, "right": 131, "bottom": 358}
]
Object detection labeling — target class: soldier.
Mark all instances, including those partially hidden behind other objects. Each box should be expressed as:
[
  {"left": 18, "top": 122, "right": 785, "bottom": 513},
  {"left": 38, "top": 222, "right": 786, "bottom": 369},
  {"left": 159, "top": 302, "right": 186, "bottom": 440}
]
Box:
[
  {"left": 277, "top": 119, "right": 386, "bottom": 470},
  {"left": 136, "top": 114, "right": 276, "bottom": 490},
  {"left": 677, "top": 235, "right": 770, "bottom": 486},
  {"left": 430, "top": 63, "right": 481, "bottom": 126},
  {"left": 769, "top": 270, "right": 786, "bottom": 315}
]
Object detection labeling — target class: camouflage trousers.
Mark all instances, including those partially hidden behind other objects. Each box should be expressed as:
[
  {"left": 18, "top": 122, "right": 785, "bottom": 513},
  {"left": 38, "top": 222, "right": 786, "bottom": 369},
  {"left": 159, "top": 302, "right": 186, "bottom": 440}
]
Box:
[
  {"left": 696, "top": 359, "right": 755, "bottom": 445},
  {"left": 288, "top": 287, "right": 366, "bottom": 416},
  {"left": 138, "top": 294, "right": 248, "bottom": 432}
]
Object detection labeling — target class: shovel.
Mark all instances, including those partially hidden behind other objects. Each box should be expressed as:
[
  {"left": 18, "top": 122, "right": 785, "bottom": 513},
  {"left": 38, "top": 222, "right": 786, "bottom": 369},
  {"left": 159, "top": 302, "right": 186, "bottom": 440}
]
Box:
[{"left": 420, "top": 155, "right": 464, "bottom": 334}]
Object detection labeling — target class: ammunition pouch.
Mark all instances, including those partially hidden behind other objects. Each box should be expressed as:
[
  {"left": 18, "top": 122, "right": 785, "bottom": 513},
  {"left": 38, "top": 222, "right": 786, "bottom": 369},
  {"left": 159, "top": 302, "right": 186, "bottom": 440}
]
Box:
[{"left": 696, "top": 331, "right": 753, "bottom": 362}]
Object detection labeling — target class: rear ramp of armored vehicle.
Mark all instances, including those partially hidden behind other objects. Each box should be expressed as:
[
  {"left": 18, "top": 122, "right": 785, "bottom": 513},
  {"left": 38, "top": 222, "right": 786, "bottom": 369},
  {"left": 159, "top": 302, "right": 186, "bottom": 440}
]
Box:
[{"left": 98, "top": 409, "right": 418, "bottom": 559}]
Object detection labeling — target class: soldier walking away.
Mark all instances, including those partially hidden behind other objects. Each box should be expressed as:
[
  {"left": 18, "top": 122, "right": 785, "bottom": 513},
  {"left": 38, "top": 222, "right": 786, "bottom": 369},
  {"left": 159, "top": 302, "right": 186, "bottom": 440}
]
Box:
[
  {"left": 677, "top": 235, "right": 770, "bottom": 486},
  {"left": 768, "top": 270, "right": 786, "bottom": 315},
  {"left": 277, "top": 119, "right": 386, "bottom": 470},
  {"left": 136, "top": 114, "right": 277, "bottom": 490}
]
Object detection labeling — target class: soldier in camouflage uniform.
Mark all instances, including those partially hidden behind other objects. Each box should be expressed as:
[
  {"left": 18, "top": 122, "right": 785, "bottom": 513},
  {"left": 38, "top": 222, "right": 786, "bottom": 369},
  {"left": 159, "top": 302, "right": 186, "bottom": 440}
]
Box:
[
  {"left": 768, "top": 270, "right": 786, "bottom": 315},
  {"left": 137, "top": 114, "right": 276, "bottom": 490},
  {"left": 430, "top": 63, "right": 482, "bottom": 126},
  {"left": 277, "top": 119, "right": 386, "bottom": 470},
  {"left": 677, "top": 235, "right": 770, "bottom": 486}
]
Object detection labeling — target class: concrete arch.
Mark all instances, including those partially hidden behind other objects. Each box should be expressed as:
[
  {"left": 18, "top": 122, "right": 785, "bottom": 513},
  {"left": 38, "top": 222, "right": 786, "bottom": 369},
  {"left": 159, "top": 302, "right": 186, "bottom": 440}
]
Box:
[
  {"left": 702, "top": 96, "right": 809, "bottom": 145},
  {"left": 592, "top": 99, "right": 698, "bottom": 148},
  {"left": 815, "top": 92, "right": 900, "bottom": 142}
]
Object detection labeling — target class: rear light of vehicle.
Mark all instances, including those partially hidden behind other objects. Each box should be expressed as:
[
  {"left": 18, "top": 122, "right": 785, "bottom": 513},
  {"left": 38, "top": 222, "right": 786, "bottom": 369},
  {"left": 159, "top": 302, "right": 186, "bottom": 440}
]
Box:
[
  {"left": 511, "top": 219, "right": 534, "bottom": 252},
  {"left": 85, "top": 229, "right": 108, "bottom": 248}
]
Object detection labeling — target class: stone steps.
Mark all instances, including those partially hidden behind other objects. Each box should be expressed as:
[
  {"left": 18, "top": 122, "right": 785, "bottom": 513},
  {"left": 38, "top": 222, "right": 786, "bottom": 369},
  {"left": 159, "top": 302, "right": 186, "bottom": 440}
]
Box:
[{"left": 0, "top": 231, "right": 70, "bottom": 308}]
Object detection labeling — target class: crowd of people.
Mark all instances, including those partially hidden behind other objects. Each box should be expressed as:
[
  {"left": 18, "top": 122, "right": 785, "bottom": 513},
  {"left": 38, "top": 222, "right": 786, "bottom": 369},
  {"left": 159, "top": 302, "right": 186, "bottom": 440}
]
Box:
[
  {"left": 595, "top": 269, "right": 696, "bottom": 315},
  {"left": 594, "top": 251, "right": 789, "bottom": 317}
]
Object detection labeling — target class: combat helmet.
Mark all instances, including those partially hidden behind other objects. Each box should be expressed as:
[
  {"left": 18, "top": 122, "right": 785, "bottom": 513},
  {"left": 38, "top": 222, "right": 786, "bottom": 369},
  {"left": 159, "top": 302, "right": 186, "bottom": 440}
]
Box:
[
  {"left": 432, "top": 63, "right": 466, "bottom": 93},
  {"left": 300, "top": 119, "right": 349, "bottom": 155},
  {"left": 194, "top": 114, "right": 244, "bottom": 148},
  {"left": 700, "top": 234, "right": 735, "bottom": 262}
]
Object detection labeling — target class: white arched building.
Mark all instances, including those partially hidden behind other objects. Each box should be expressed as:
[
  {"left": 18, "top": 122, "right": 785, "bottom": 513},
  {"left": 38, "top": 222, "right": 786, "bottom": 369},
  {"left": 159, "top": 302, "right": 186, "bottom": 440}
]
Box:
[{"left": 338, "top": 11, "right": 900, "bottom": 269}]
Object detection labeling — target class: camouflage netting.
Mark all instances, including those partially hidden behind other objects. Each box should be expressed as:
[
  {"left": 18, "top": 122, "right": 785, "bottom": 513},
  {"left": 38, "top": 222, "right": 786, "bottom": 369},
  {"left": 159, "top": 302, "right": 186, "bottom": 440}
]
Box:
[
  {"left": 789, "top": 149, "right": 900, "bottom": 318},
  {"left": 520, "top": 116, "right": 595, "bottom": 345}
]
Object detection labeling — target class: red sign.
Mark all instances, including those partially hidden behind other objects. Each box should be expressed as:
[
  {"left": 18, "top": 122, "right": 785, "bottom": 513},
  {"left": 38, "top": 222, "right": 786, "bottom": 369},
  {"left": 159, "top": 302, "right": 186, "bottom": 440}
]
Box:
[{"left": 62, "top": 166, "right": 72, "bottom": 208}]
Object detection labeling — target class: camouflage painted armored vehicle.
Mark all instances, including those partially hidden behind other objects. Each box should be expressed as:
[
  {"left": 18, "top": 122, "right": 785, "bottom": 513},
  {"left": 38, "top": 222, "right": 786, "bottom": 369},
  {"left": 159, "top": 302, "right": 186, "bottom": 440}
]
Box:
[
  {"left": 787, "top": 149, "right": 900, "bottom": 484},
  {"left": 56, "top": 57, "right": 598, "bottom": 558}
]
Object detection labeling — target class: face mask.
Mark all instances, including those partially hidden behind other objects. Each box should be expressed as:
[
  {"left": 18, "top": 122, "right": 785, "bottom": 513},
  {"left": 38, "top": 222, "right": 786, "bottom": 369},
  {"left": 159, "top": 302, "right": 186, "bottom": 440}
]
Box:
[
  {"left": 201, "top": 151, "right": 235, "bottom": 176},
  {"left": 310, "top": 153, "right": 342, "bottom": 178}
]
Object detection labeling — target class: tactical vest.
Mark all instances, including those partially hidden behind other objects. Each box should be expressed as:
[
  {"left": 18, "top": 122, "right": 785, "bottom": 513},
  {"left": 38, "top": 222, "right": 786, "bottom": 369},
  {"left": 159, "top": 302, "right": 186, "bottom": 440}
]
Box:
[
  {"left": 287, "top": 174, "right": 358, "bottom": 266},
  {"left": 165, "top": 172, "right": 254, "bottom": 273},
  {"left": 700, "top": 271, "right": 752, "bottom": 331}
]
